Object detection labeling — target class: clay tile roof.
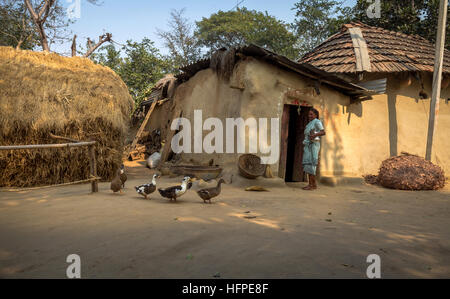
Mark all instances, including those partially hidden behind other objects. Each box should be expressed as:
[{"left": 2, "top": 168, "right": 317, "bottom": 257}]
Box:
[{"left": 299, "top": 22, "right": 450, "bottom": 74}]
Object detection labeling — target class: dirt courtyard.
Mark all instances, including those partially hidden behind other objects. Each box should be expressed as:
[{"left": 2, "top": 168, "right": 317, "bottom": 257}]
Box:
[{"left": 0, "top": 160, "right": 449, "bottom": 279}]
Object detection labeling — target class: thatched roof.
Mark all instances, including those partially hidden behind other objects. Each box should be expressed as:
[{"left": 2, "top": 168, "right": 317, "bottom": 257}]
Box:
[
  {"left": 299, "top": 22, "right": 450, "bottom": 74},
  {"left": 177, "top": 44, "right": 372, "bottom": 99},
  {"left": 140, "top": 74, "right": 177, "bottom": 107},
  {"left": 0, "top": 46, "right": 133, "bottom": 187}
]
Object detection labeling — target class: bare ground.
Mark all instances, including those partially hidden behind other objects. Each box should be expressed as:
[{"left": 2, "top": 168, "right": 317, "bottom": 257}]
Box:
[{"left": 0, "top": 160, "right": 449, "bottom": 279}]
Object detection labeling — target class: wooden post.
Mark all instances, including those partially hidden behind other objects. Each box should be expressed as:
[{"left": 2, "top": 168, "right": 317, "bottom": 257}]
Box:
[
  {"left": 89, "top": 145, "right": 98, "bottom": 193},
  {"left": 159, "top": 107, "right": 183, "bottom": 168},
  {"left": 129, "top": 100, "right": 158, "bottom": 153},
  {"left": 426, "top": 0, "right": 448, "bottom": 161}
]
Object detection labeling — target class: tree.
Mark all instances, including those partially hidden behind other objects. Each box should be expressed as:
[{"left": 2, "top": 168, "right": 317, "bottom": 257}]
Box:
[
  {"left": 351, "top": 0, "right": 450, "bottom": 48},
  {"left": 92, "top": 43, "right": 122, "bottom": 73},
  {"left": 157, "top": 8, "right": 201, "bottom": 70},
  {"left": 23, "top": 0, "right": 71, "bottom": 51},
  {"left": 118, "top": 38, "right": 171, "bottom": 106},
  {"left": 22, "top": 0, "right": 110, "bottom": 54},
  {"left": 0, "top": 0, "right": 39, "bottom": 49},
  {"left": 195, "top": 7, "right": 298, "bottom": 60},
  {"left": 292, "top": 0, "right": 351, "bottom": 55},
  {"left": 91, "top": 39, "right": 171, "bottom": 108}
]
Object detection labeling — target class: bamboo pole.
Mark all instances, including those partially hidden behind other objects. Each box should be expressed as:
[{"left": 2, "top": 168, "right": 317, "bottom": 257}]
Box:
[
  {"left": 89, "top": 145, "right": 99, "bottom": 193},
  {"left": 0, "top": 176, "right": 102, "bottom": 192},
  {"left": 129, "top": 99, "right": 159, "bottom": 153},
  {"left": 0, "top": 141, "right": 96, "bottom": 150},
  {"left": 49, "top": 133, "right": 81, "bottom": 143},
  {"left": 0, "top": 141, "right": 99, "bottom": 193},
  {"left": 426, "top": 0, "right": 448, "bottom": 161}
]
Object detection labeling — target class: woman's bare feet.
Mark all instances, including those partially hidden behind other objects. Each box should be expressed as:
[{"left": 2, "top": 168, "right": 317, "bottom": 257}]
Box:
[{"left": 302, "top": 184, "right": 317, "bottom": 191}]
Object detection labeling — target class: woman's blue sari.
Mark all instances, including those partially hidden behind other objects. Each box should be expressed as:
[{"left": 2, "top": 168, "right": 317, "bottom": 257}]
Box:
[{"left": 302, "top": 118, "right": 324, "bottom": 175}]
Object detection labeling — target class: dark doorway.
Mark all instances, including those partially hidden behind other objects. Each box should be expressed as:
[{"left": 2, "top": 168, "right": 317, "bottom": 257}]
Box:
[{"left": 279, "top": 104, "right": 311, "bottom": 182}]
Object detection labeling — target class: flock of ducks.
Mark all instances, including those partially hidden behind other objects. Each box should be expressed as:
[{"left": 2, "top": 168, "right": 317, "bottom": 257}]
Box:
[{"left": 110, "top": 165, "right": 225, "bottom": 203}]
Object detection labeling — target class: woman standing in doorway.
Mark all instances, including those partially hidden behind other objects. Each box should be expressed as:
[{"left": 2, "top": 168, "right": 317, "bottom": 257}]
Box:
[{"left": 302, "top": 108, "right": 325, "bottom": 191}]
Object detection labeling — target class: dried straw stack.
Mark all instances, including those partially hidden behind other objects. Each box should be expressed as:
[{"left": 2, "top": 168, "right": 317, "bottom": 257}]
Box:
[{"left": 0, "top": 46, "right": 133, "bottom": 187}]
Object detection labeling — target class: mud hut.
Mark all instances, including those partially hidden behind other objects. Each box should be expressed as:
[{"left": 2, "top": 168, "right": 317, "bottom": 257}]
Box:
[
  {"left": 0, "top": 46, "right": 133, "bottom": 187},
  {"left": 131, "top": 74, "right": 177, "bottom": 141},
  {"left": 145, "top": 45, "right": 373, "bottom": 183},
  {"left": 299, "top": 22, "right": 450, "bottom": 181},
  {"left": 128, "top": 74, "right": 177, "bottom": 160}
]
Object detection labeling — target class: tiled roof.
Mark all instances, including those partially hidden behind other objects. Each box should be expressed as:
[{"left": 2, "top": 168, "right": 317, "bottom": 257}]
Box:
[{"left": 299, "top": 22, "right": 450, "bottom": 74}]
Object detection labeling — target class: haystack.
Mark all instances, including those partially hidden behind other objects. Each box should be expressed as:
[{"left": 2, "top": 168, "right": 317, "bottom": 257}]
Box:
[
  {"left": 0, "top": 46, "right": 133, "bottom": 187},
  {"left": 377, "top": 153, "right": 445, "bottom": 191}
]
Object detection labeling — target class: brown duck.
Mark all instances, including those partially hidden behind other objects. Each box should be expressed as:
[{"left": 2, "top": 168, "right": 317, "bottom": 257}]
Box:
[
  {"left": 110, "top": 168, "right": 124, "bottom": 194},
  {"left": 119, "top": 164, "right": 127, "bottom": 188},
  {"left": 196, "top": 179, "right": 225, "bottom": 204}
]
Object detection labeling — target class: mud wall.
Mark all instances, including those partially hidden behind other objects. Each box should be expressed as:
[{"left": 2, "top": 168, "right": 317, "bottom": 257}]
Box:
[
  {"left": 169, "top": 57, "right": 349, "bottom": 176},
  {"left": 321, "top": 72, "right": 450, "bottom": 177},
  {"left": 157, "top": 59, "right": 450, "bottom": 179}
]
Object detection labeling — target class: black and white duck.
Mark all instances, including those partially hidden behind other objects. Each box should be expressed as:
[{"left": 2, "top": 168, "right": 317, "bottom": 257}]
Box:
[
  {"left": 196, "top": 179, "right": 225, "bottom": 204},
  {"left": 110, "top": 168, "right": 124, "bottom": 194},
  {"left": 135, "top": 174, "right": 160, "bottom": 199},
  {"left": 119, "top": 164, "right": 127, "bottom": 188},
  {"left": 158, "top": 176, "right": 191, "bottom": 202}
]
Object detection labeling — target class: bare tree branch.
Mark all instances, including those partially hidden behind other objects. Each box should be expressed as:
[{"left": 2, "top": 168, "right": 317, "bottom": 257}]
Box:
[
  {"left": 40, "top": 0, "right": 55, "bottom": 24},
  {"left": 24, "top": 0, "right": 38, "bottom": 20},
  {"left": 83, "top": 33, "right": 112, "bottom": 58}
]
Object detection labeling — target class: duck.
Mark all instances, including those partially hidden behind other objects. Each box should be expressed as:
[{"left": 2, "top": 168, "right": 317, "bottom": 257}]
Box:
[
  {"left": 110, "top": 168, "right": 124, "bottom": 194},
  {"left": 158, "top": 176, "right": 191, "bottom": 202},
  {"left": 135, "top": 174, "right": 160, "bottom": 199},
  {"left": 119, "top": 164, "right": 127, "bottom": 188},
  {"left": 196, "top": 179, "right": 225, "bottom": 204}
]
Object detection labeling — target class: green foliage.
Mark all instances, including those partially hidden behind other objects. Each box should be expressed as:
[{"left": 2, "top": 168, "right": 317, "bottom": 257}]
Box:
[
  {"left": 119, "top": 38, "right": 170, "bottom": 106},
  {"left": 292, "top": 0, "right": 450, "bottom": 55},
  {"left": 292, "top": 0, "right": 352, "bottom": 55},
  {"left": 92, "top": 38, "right": 170, "bottom": 109},
  {"left": 91, "top": 44, "right": 122, "bottom": 72},
  {"left": 195, "top": 7, "right": 298, "bottom": 60},
  {"left": 1, "top": 0, "right": 74, "bottom": 50},
  {"left": 0, "top": 0, "right": 39, "bottom": 49},
  {"left": 351, "top": 0, "right": 450, "bottom": 47}
]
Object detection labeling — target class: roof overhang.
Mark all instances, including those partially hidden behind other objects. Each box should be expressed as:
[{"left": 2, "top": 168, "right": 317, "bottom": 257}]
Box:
[{"left": 178, "top": 44, "right": 375, "bottom": 100}]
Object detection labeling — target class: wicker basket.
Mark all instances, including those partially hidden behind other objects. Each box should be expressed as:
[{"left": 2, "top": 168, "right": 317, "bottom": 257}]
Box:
[{"left": 238, "top": 154, "right": 266, "bottom": 179}]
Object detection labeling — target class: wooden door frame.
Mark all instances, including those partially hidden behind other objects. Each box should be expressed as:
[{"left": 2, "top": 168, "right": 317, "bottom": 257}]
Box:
[{"left": 278, "top": 103, "right": 313, "bottom": 181}]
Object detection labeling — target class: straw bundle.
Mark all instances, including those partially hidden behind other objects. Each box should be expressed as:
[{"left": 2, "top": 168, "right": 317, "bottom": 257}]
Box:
[
  {"left": 210, "top": 48, "right": 236, "bottom": 81},
  {"left": 0, "top": 46, "right": 133, "bottom": 187}
]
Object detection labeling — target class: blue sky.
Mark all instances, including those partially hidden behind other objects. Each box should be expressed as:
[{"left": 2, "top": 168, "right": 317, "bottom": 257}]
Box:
[{"left": 55, "top": 0, "right": 356, "bottom": 55}]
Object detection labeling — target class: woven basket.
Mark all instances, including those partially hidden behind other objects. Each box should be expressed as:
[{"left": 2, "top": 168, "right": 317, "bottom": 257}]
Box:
[{"left": 238, "top": 154, "right": 266, "bottom": 179}]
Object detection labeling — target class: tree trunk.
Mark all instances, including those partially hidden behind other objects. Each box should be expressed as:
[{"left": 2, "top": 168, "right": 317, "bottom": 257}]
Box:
[
  {"left": 71, "top": 35, "right": 77, "bottom": 57},
  {"left": 37, "top": 21, "right": 50, "bottom": 52},
  {"left": 24, "top": 0, "right": 52, "bottom": 52}
]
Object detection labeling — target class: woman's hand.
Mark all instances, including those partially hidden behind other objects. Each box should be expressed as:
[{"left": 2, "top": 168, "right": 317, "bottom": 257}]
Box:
[{"left": 309, "top": 130, "right": 325, "bottom": 141}]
